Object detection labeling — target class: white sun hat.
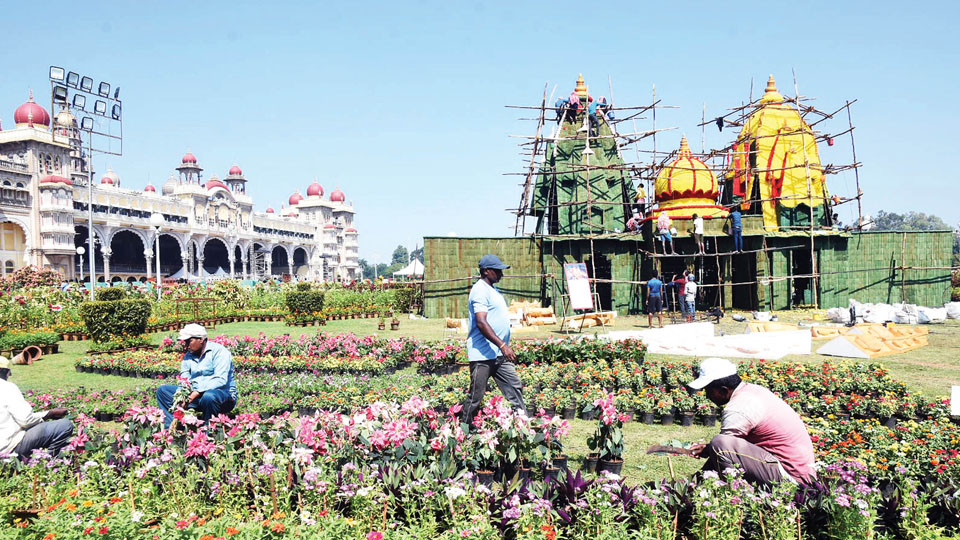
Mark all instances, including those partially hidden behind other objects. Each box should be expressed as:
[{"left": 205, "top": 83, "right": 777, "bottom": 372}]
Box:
[
  {"left": 688, "top": 357, "right": 738, "bottom": 390},
  {"left": 177, "top": 323, "right": 208, "bottom": 342}
]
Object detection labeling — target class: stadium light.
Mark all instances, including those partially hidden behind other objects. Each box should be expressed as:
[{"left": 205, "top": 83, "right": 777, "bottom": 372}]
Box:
[
  {"left": 49, "top": 66, "right": 65, "bottom": 81},
  {"left": 98, "top": 81, "right": 110, "bottom": 97},
  {"left": 111, "top": 104, "right": 121, "bottom": 120},
  {"left": 80, "top": 76, "right": 93, "bottom": 92},
  {"left": 72, "top": 94, "right": 86, "bottom": 109},
  {"left": 94, "top": 100, "right": 106, "bottom": 115},
  {"left": 66, "top": 71, "right": 79, "bottom": 88},
  {"left": 53, "top": 85, "right": 68, "bottom": 104}
]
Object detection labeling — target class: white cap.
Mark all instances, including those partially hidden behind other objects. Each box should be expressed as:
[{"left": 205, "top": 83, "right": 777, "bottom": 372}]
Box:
[
  {"left": 688, "top": 358, "right": 738, "bottom": 390},
  {"left": 177, "top": 323, "right": 207, "bottom": 341},
  {"left": 0, "top": 356, "right": 9, "bottom": 370}
]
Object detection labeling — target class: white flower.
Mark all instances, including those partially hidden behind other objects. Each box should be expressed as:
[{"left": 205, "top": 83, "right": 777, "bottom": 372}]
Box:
[
  {"left": 131, "top": 510, "right": 144, "bottom": 522},
  {"left": 444, "top": 486, "right": 466, "bottom": 500},
  {"left": 699, "top": 489, "right": 709, "bottom": 499}
]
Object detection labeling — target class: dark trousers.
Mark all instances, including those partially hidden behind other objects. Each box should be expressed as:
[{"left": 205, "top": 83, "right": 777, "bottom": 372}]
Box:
[
  {"left": 732, "top": 228, "right": 743, "bottom": 252},
  {"left": 462, "top": 357, "right": 526, "bottom": 425},
  {"left": 15, "top": 418, "right": 73, "bottom": 461},
  {"left": 156, "top": 385, "right": 236, "bottom": 428},
  {"left": 702, "top": 434, "right": 787, "bottom": 486}
]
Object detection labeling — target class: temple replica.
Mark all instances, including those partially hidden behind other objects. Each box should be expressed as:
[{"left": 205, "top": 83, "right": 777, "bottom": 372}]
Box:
[{"left": 420, "top": 74, "right": 953, "bottom": 318}]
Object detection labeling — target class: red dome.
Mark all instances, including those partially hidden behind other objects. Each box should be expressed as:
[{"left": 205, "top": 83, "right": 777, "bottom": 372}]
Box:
[
  {"left": 205, "top": 179, "right": 228, "bottom": 190},
  {"left": 289, "top": 192, "right": 304, "bottom": 205},
  {"left": 100, "top": 176, "right": 114, "bottom": 185},
  {"left": 144, "top": 184, "right": 156, "bottom": 192},
  {"left": 286, "top": 210, "right": 297, "bottom": 217},
  {"left": 266, "top": 207, "right": 275, "bottom": 213},
  {"left": 40, "top": 175, "right": 71, "bottom": 186},
  {"left": 14, "top": 91, "right": 50, "bottom": 127},
  {"left": 330, "top": 189, "right": 345, "bottom": 202},
  {"left": 344, "top": 227, "right": 357, "bottom": 233},
  {"left": 306, "top": 181, "right": 324, "bottom": 197},
  {"left": 323, "top": 224, "right": 336, "bottom": 229},
  {"left": 228, "top": 165, "right": 242, "bottom": 175},
  {"left": 181, "top": 152, "right": 197, "bottom": 164}
]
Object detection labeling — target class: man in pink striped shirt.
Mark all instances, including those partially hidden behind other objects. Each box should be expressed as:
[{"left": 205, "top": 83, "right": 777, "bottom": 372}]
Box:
[{"left": 687, "top": 357, "right": 817, "bottom": 485}]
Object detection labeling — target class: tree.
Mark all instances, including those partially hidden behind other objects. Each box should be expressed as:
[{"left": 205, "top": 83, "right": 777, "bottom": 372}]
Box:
[
  {"left": 410, "top": 247, "right": 423, "bottom": 263},
  {"left": 391, "top": 245, "right": 409, "bottom": 266},
  {"left": 871, "top": 211, "right": 951, "bottom": 231}
]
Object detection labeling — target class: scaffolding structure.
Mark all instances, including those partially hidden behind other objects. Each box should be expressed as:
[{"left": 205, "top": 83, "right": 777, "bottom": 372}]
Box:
[{"left": 501, "top": 73, "right": 949, "bottom": 313}]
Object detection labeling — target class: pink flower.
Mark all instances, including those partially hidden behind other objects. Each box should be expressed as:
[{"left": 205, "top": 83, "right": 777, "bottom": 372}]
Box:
[{"left": 367, "top": 531, "right": 383, "bottom": 540}]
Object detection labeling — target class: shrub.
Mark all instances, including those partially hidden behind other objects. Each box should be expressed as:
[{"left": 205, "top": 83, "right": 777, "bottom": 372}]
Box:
[
  {"left": 95, "top": 288, "right": 125, "bottom": 302},
  {"left": 296, "top": 282, "right": 313, "bottom": 291},
  {"left": 0, "top": 330, "right": 60, "bottom": 350},
  {"left": 285, "top": 290, "right": 325, "bottom": 317},
  {"left": 79, "top": 299, "right": 151, "bottom": 344},
  {"left": 393, "top": 287, "right": 416, "bottom": 314}
]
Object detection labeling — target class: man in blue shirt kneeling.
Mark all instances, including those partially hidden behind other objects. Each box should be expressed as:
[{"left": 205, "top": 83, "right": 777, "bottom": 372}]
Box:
[
  {"left": 462, "top": 254, "right": 527, "bottom": 425},
  {"left": 156, "top": 323, "right": 237, "bottom": 428}
]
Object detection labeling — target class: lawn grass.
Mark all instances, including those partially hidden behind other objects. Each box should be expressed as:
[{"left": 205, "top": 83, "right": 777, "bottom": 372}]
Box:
[{"left": 10, "top": 311, "right": 959, "bottom": 484}]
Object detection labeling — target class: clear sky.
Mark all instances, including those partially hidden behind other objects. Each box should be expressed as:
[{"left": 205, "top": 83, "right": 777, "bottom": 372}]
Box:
[{"left": 2, "top": 1, "right": 957, "bottom": 264}]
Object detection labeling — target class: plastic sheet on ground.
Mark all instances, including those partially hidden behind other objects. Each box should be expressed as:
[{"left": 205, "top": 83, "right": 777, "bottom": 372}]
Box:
[
  {"left": 828, "top": 299, "right": 948, "bottom": 324},
  {"left": 599, "top": 322, "right": 810, "bottom": 359}
]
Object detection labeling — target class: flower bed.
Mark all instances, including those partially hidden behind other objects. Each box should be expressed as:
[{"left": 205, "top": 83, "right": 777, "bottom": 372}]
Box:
[{"left": 4, "top": 398, "right": 958, "bottom": 539}]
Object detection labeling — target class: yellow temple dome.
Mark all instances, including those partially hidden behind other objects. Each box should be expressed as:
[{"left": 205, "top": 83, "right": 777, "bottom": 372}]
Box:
[
  {"left": 727, "top": 74, "right": 828, "bottom": 230},
  {"left": 653, "top": 136, "right": 728, "bottom": 219}
]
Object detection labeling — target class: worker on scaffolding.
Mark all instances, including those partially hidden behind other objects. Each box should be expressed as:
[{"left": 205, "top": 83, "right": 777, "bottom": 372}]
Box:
[
  {"left": 626, "top": 212, "right": 642, "bottom": 234},
  {"left": 554, "top": 97, "right": 571, "bottom": 123},
  {"left": 656, "top": 212, "right": 675, "bottom": 254},
  {"left": 586, "top": 97, "right": 606, "bottom": 138},
  {"left": 729, "top": 207, "right": 743, "bottom": 253},
  {"left": 635, "top": 184, "right": 646, "bottom": 217},
  {"left": 693, "top": 213, "right": 706, "bottom": 255}
]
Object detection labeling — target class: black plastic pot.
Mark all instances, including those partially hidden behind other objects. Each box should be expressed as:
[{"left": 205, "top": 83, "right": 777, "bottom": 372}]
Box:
[
  {"left": 598, "top": 459, "right": 624, "bottom": 475},
  {"left": 661, "top": 413, "right": 675, "bottom": 426}
]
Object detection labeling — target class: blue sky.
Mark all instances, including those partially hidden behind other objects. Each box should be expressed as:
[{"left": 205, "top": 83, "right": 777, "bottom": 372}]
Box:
[{"left": 2, "top": 1, "right": 957, "bottom": 264}]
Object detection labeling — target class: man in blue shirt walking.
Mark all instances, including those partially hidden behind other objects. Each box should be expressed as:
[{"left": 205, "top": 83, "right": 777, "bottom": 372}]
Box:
[
  {"left": 462, "top": 254, "right": 527, "bottom": 425},
  {"left": 646, "top": 275, "right": 664, "bottom": 328},
  {"left": 156, "top": 323, "right": 237, "bottom": 428}
]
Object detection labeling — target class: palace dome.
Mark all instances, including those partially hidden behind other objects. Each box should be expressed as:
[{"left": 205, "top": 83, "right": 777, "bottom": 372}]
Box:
[
  {"left": 54, "top": 107, "right": 76, "bottom": 129},
  {"left": 344, "top": 227, "right": 357, "bottom": 233},
  {"left": 205, "top": 178, "right": 228, "bottom": 190},
  {"left": 266, "top": 207, "right": 275, "bottom": 214},
  {"left": 100, "top": 168, "right": 120, "bottom": 185},
  {"left": 14, "top": 90, "right": 50, "bottom": 127},
  {"left": 323, "top": 224, "right": 336, "bottom": 229},
  {"left": 40, "top": 175, "right": 71, "bottom": 186},
  {"left": 653, "top": 136, "right": 727, "bottom": 219},
  {"left": 289, "top": 192, "right": 304, "bottom": 205},
  {"left": 228, "top": 164, "right": 242, "bottom": 175},
  {"left": 144, "top": 184, "right": 156, "bottom": 192},
  {"left": 306, "top": 181, "right": 323, "bottom": 197},
  {"left": 181, "top": 152, "right": 197, "bottom": 164},
  {"left": 329, "top": 189, "right": 345, "bottom": 203}
]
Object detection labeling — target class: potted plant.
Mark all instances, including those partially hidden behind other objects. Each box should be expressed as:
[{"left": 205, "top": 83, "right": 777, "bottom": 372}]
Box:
[
  {"left": 655, "top": 395, "right": 675, "bottom": 425},
  {"left": 673, "top": 389, "right": 697, "bottom": 426},
  {"left": 585, "top": 393, "right": 626, "bottom": 475},
  {"left": 634, "top": 389, "right": 656, "bottom": 424},
  {"left": 390, "top": 317, "right": 400, "bottom": 330},
  {"left": 377, "top": 312, "right": 386, "bottom": 331}
]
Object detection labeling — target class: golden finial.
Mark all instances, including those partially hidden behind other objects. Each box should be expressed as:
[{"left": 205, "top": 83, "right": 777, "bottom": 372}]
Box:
[
  {"left": 575, "top": 74, "right": 587, "bottom": 96},
  {"left": 678, "top": 135, "right": 691, "bottom": 156},
  {"left": 760, "top": 74, "right": 784, "bottom": 103}
]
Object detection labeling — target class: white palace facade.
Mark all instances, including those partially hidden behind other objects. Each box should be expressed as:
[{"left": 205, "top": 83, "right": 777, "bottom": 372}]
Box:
[{"left": 0, "top": 91, "right": 359, "bottom": 283}]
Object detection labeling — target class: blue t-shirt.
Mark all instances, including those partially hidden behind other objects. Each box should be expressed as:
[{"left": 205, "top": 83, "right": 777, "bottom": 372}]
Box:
[
  {"left": 730, "top": 211, "right": 742, "bottom": 229},
  {"left": 467, "top": 280, "right": 511, "bottom": 361},
  {"left": 180, "top": 341, "right": 237, "bottom": 400},
  {"left": 647, "top": 277, "right": 663, "bottom": 297}
]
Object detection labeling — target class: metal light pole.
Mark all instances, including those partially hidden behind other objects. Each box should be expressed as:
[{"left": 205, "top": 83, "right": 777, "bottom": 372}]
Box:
[
  {"left": 76, "top": 246, "right": 85, "bottom": 282},
  {"left": 150, "top": 213, "right": 165, "bottom": 302},
  {"left": 49, "top": 66, "right": 122, "bottom": 300}
]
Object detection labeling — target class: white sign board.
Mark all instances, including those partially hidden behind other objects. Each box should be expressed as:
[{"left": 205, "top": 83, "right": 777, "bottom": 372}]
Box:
[{"left": 564, "top": 263, "right": 594, "bottom": 311}]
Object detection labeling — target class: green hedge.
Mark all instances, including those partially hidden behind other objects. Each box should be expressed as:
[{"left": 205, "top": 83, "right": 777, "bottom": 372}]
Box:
[
  {"left": 95, "top": 288, "right": 125, "bottom": 301},
  {"left": 79, "top": 299, "right": 152, "bottom": 344},
  {"left": 0, "top": 330, "right": 60, "bottom": 351},
  {"left": 285, "top": 290, "right": 325, "bottom": 316},
  {"left": 393, "top": 288, "right": 416, "bottom": 314}
]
